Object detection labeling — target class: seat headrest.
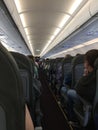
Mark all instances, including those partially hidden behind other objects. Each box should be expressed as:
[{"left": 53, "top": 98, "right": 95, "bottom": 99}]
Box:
[
  {"left": 11, "top": 51, "right": 33, "bottom": 71},
  {"left": 72, "top": 54, "right": 84, "bottom": 65},
  {"left": 0, "top": 43, "right": 25, "bottom": 130}
]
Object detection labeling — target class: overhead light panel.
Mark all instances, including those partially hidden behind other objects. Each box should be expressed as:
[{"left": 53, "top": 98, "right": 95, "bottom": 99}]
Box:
[
  {"left": 40, "top": 16, "right": 70, "bottom": 56},
  {"left": 24, "top": 28, "right": 29, "bottom": 35},
  {"left": 14, "top": 0, "right": 21, "bottom": 13},
  {"left": 27, "top": 35, "right": 32, "bottom": 41},
  {"left": 14, "top": 0, "right": 34, "bottom": 56},
  {"left": 69, "top": 0, "right": 83, "bottom": 14},
  {"left": 40, "top": 40, "right": 51, "bottom": 56},
  {"left": 59, "top": 15, "right": 70, "bottom": 28},
  {"left": 20, "top": 14, "right": 27, "bottom": 27},
  {"left": 54, "top": 28, "right": 61, "bottom": 36}
]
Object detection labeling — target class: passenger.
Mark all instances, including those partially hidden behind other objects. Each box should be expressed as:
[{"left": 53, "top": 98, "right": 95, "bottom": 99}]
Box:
[
  {"left": 60, "top": 71, "right": 72, "bottom": 97},
  {"left": 60, "top": 54, "right": 81, "bottom": 97},
  {"left": 66, "top": 49, "right": 98, "bottom": 121},
  {"left": 76, "top": 49, "right": 98, "bottom": 102},
  {"left": 26, "top": 105, "right": 34, "bottom": 130},
  {"left": 28, "top": 55, "right": 39, "bottom": 79},
  {"left": 60, "top": 54, "right": 72, "bottom": 97}
]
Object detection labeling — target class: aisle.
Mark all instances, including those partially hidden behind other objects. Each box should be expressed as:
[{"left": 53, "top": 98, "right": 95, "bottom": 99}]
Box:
[{"left": 39, "top": 70, "right": 72, "bottom": 130}]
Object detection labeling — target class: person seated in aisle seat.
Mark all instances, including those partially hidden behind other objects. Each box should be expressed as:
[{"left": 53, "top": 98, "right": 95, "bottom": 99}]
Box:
[
  {"left": 66, "top": 49, "right": 98, "bottom": 121},
  {"left": 60, "top": 54, "right": 81, "bottom": 96},
  {"left": 28, "top": 55, "right": 39, "bottom": 79},
  {"left": 26, "top": 105, "right": 34, "bottom": 130}
]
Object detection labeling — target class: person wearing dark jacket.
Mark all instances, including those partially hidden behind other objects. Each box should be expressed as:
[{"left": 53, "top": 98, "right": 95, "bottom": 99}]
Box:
[
  {"left": 75, "top": 70, "right": 96, "bottom": 103},
  {"left": 75, "top": 49, "right": 98, "bottom": 103},
  {"left": 66, "top": 49, "right": 98, "bottom": 121}
]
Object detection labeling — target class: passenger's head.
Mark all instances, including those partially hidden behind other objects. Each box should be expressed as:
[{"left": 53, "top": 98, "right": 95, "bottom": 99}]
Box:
[
  {"left": 65, "top": 54, "right": 71, "bottom": 58},
  {"left": 28, "top": 55, "right": 35, "bottom": 62},
  {"left": 84, "top": 49, "right": 98, "bottom": 73}
]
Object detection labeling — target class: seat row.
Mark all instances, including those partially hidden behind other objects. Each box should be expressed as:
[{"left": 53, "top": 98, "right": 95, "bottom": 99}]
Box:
[
  {"left": 0, "top": 42, "right": 42, "bottom": 130},
  {"left": 40, "top": 53, "right": 98, "bottom": 130}
]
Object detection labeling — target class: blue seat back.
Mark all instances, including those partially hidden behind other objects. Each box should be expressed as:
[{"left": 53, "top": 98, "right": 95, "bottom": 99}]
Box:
[{"left": 72, "top": 54, "right": 84, "bottom": 87}]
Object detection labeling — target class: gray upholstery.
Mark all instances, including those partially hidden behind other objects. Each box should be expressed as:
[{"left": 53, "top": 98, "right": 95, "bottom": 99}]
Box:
[
  {"left": 0, "top": 43, "right": 25, "bottom": 130},
  {"left": 11, "top": 52, "right": 33, "bottom": 106},
  {"left": 0, "top": 106, "right": 6, "bottom": 130},
  {"left": 74, "top": 96, "right": 92, "bottom": 127},
  {"left": 11, "top": 52, "right": 42, "bottom": 127},
  {"left": 62, "top": 56, "right": 73, "bottom": 87},
  {"left": 72, "top": 54, "right": 92, "bottom": 127},
  {"left": 72, "top": 54, "right": 84, "bottom": 87},
  {"left": 20, "top": 69, "right": 30, "bottom": 103},
  {"left": 11, "top": 52, "right": 35, "bottom": 121}
]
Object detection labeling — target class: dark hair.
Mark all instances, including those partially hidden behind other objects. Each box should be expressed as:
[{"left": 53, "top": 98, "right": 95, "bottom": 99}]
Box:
[
  {"left": 28, "top": 55, "right": 35, "bottom": 62},
  {"left": 84, "top": 49, "right": 98, "bottom": 68}
]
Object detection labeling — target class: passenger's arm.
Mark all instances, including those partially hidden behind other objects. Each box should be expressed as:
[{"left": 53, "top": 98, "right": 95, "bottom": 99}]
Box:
[{"left": 25, "top": 105, "right": 34, "bottom": 130}]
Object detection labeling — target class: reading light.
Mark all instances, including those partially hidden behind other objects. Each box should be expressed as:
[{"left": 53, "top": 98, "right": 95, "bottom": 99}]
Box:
[
  {"left": 29, "top": 40, "right": 32, "bottom": 44},
  {"left": 69, "top": 0, "right": 83, "bottom": 14}
]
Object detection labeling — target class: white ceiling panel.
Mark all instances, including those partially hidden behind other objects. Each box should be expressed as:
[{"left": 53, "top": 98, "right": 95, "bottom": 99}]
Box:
[
  {"left": 4, "top": 0, "right": 89, "bottom": 56},
  {"left": 17, "top": 0, "right": 75, "bottom": 13}
]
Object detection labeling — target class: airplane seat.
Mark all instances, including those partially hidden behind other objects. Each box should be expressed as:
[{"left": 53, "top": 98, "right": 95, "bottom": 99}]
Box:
[
  {"left": 60, "top": 56, "right": 73, "bottom": 104},
  {"left": 48, "top": 59, "right": 55, "bottom": 87},
  {"left": 50, "top": 59, "right": 57, "bottom": 93},
  {"left": 45, "top": 59, "right": 53, "bottom": 87},
  {"left": 47, "top": 60, "right": 52, "bottom": 84},
  {"left": 45, "top": 61, "right": 50, "bottom": 81},
  {"left": 72, "top": 54, "right": 84, "bottom": 87},
  {"left": 11, "top": 52, "right": 42, "bottom": 127},
  {"left": 71, "top": 54, "right": 89, "bottom": 127},
  {"left": 29, "top": 57, "right": 42, "bottom": 127},
  {"left": 0, "top": 43, "right": 25, "bottom": 130},
  {"left": 10, "top": 52, "right": 33, "bottom": 107},
  {"left": 73, "top": 95, "right": 92, "bottom": 127},
  {"left": 73, "top": 56, "right": 98, "bottom": 128},
  {"left": 55, "top": 58, "right": 64, "bottom": 97}
]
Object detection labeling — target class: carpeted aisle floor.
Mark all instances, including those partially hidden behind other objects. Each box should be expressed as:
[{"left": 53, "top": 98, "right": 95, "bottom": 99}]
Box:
[{"left": 39, "top": 70, "right": 73, "bottom": 130}]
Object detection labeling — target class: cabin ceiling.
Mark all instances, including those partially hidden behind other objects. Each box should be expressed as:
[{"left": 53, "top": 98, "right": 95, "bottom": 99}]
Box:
[{"left": 4, "top": 0, "right": 89, "bottom": 57}]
